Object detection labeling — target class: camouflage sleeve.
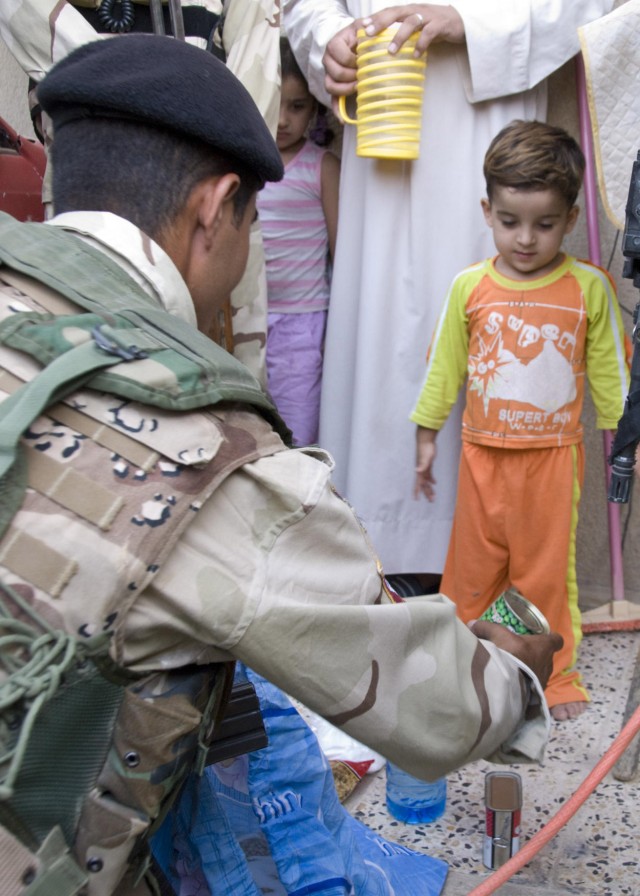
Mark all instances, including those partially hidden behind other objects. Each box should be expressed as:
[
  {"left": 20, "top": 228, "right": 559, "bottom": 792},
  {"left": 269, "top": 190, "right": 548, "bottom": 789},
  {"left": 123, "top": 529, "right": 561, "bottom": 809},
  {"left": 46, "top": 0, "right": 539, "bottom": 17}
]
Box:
[
  {"left": 222, "top": 0, "right": 281, "bottom": 135},
  {"left": 282, "top": 0, "right": 354, "bottom": 106},
  {"left": 0, "top": 0, "right": 101, "bottom": 82},
  {"left": 143, "top": 447, "right": 550, "bottom": 780}
]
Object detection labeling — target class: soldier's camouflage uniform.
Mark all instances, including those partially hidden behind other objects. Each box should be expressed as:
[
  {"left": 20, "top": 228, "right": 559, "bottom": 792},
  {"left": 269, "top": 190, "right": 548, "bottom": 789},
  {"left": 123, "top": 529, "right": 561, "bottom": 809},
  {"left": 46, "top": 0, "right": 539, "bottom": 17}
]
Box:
[
  {"left": 0, "top": 209, "right": 550, "bottom": 894},
  {"left": 0, "top": 0, "right": 281, "bottom": 385}
]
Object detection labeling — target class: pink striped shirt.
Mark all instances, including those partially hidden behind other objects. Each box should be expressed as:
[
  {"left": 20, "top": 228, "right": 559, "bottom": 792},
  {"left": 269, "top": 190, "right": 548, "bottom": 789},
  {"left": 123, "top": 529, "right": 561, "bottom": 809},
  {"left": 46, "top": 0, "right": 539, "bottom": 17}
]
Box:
[{"left": 257, "top": 140, "right": 332, "bottom": 312}]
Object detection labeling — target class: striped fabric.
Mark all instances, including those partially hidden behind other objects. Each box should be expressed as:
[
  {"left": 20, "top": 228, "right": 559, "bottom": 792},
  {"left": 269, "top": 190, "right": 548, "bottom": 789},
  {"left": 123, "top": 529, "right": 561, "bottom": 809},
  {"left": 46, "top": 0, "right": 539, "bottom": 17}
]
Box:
[{"left": 257, "top": 140, "right": 331, "bottom": 313}]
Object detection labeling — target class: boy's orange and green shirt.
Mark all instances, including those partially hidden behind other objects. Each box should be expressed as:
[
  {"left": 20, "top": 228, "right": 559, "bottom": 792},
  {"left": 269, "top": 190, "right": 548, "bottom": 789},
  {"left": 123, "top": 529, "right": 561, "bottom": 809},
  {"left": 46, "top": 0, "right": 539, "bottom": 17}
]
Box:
[{"left": 411, "top": 255, "right": 629, "bottom": 449}]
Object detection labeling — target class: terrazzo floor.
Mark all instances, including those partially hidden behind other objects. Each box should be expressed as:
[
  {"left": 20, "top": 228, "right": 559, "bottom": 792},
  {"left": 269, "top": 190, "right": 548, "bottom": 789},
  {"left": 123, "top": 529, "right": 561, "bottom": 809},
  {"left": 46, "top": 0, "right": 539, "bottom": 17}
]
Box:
[{"left": 344, "top": 630, "right": 640, "bottom": 896}]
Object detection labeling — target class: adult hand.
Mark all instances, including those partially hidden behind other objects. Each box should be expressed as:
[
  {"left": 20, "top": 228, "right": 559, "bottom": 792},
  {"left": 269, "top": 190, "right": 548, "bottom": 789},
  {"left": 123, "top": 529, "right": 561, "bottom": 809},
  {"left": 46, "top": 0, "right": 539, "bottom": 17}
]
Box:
[
  {"left": 361, "top": 4, "right": 465, "bottom": 57},
  {"left": 470, "top": 620, "right": 563, "bottom": 692},
  {"left": 322, "top": 4, "right": 465, "bottom": 101},
  {"left": 322, "top": 20, "right": 360, "bottom": 100}
]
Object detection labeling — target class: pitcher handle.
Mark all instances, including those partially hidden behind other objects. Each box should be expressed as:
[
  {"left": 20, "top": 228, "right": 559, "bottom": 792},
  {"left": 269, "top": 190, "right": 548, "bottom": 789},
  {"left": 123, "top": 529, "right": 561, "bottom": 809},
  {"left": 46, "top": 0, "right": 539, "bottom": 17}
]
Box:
[{"left": 338, "top": 94, "right": 358, "bottom": 125}]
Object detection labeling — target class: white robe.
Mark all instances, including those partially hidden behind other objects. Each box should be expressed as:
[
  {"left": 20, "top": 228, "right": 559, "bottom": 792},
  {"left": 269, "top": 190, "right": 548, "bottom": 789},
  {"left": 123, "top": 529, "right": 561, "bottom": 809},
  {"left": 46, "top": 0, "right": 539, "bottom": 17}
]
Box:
[{"left": 283, "top": 0, "right": 614, "bottom": 575}]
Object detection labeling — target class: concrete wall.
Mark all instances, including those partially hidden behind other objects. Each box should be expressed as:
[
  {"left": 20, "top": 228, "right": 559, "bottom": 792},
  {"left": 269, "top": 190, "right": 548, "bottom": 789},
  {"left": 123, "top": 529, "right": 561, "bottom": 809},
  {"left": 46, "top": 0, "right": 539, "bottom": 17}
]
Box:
[{"left": 2, "top": 36, "right": 639, "bottom": 611}]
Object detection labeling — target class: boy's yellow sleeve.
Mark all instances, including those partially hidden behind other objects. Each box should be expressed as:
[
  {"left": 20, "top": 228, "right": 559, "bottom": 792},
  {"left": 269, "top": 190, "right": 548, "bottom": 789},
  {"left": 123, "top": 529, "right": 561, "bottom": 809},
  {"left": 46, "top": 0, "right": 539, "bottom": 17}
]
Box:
[
  {"left": 410, "top": 271, "right": 474, "bottom": 431},
  {"left": 581, "top": 263, "right": 630, "bottom": 429}
]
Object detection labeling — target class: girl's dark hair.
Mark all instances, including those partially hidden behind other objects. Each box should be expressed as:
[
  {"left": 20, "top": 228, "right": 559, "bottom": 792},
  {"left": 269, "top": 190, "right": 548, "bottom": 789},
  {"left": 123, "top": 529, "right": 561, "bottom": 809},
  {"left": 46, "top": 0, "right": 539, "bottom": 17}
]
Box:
[
  {"left": 280, "top": 36, "right": 334, "bottom": 148},
  {"left": 280, "top": 35, "right": 305, "bottom": 83}
]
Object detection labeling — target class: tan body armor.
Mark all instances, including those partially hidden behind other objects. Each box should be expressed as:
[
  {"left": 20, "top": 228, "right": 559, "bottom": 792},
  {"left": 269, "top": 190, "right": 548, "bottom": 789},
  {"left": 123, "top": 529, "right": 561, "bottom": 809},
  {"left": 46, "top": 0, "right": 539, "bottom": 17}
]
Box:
[{"left": 0, "top": 214, "right": 287, "bottom": 895}]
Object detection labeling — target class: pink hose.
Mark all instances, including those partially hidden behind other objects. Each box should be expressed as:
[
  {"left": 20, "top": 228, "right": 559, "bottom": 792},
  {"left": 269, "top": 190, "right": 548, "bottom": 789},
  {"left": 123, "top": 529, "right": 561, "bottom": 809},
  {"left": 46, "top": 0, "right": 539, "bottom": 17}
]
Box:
[{"left": 466, "top": 702, "right": 640, "bottom": 895}]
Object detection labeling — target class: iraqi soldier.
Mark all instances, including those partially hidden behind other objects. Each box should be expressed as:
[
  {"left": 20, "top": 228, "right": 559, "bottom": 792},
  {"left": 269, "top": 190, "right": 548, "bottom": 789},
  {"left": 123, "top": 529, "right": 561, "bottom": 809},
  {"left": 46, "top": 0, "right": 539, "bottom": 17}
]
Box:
[
  {"left": 0, "top": 34, "right": 561, "bottom": 896},
  {"left": 0, "top": 0, "right": 280, "bottom": 384}
]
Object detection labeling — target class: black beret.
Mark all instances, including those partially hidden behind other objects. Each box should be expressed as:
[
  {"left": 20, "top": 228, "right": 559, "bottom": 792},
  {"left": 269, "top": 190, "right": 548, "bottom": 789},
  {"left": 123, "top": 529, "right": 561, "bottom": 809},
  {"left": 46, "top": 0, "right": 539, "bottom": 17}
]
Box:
[{"left": 37, "top": 33, "right": 283, "bottom": 184}]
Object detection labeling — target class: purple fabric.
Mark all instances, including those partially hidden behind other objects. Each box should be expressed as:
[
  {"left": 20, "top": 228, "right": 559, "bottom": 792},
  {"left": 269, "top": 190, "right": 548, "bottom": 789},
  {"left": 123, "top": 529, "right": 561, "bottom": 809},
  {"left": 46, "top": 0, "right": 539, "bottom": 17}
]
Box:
[{"left": 266, "top": 310, "right": 327, "bottom": 447}]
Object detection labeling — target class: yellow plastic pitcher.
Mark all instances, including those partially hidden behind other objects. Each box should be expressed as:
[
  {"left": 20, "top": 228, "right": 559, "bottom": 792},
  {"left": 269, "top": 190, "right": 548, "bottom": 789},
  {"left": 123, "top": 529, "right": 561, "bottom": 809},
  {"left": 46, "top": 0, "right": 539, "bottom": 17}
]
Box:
[{"left": 338, "top": 26, "right": 427, "bottom": 160}]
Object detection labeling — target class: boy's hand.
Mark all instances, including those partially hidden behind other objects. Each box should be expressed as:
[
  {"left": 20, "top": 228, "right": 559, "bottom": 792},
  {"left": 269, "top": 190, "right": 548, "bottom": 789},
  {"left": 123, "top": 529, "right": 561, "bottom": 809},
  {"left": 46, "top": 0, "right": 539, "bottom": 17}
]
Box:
[
  {"left": 470, "top": 620, "right": 564, "bottom": 692},
  {"left": 414, "top": 426, "right": 438, "bottom": 501}
]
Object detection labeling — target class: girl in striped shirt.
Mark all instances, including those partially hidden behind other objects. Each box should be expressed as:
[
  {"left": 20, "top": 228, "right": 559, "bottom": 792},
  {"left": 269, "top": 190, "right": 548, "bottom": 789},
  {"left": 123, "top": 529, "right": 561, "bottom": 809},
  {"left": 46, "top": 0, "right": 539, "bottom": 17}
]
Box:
[{"left": 257, "top": 37, "right": 340, "bottom": 445}]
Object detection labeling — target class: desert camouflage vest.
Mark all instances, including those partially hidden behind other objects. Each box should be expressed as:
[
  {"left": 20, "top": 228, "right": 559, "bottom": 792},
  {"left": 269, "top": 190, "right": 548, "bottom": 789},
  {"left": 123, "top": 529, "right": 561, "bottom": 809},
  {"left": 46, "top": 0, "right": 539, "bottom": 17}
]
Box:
[{"left": 0, "top": 212, "right": 289, "bottom": 895}]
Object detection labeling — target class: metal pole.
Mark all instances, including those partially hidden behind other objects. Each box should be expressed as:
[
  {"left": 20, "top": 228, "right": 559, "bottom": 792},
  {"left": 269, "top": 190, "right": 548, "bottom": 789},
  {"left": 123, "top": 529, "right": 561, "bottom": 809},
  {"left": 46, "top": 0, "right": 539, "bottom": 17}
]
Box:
[
  {"left": 168, "top": 0, "right": 186, "bottom": 41},
  {"left": 149, "top": 0, "right": 165, "bottom": 34}
]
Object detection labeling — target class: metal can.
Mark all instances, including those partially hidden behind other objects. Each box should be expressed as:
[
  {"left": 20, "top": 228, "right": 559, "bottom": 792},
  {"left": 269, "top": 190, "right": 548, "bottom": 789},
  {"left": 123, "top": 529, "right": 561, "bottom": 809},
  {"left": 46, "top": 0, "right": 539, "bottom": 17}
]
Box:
[
  {"left": 480, "top": 587, "right": 550, "bottom": 635},
  {"left": 483, "top": 771, "right": 522, "bottom": 869}
]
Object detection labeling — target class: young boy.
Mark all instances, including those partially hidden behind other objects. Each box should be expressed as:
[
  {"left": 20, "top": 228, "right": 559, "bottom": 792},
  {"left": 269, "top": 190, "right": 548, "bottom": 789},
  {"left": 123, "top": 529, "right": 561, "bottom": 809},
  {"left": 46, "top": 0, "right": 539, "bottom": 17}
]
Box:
[{"left": 411, "top": 120, "right": 629, "bottom": 722}]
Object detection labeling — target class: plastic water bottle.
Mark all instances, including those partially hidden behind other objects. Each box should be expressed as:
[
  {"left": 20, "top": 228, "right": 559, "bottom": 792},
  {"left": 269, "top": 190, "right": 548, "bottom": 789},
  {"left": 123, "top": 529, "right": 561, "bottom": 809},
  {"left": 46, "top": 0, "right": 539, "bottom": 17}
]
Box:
[{"left": 385, "top": 762, "right": 447, "bottom": 824}]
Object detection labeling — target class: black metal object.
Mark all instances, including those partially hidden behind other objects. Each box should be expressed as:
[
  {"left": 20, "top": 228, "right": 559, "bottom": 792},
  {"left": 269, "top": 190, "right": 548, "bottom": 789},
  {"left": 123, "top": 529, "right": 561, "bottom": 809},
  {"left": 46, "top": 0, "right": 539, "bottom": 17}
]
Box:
[
  {"left": 167, "top": 0, "right": 186, "bottom": 41},
  {"left": 97, "top": 0, "right": 135, "bottom": 32},
  {"left": 149, "top": 0, "right": 184, "bottom": 39},
  {"left": 206, "top": 681, "right": 268, "bottom": 765},
  {"left": 75, "top": 1, "right": 219, "bottom": 44},
  {"left": 149, "top": 0, "right": 165, "bottom": 35},
  {"left": 608, "top": 150, "right": 640, "bottom": 505}
]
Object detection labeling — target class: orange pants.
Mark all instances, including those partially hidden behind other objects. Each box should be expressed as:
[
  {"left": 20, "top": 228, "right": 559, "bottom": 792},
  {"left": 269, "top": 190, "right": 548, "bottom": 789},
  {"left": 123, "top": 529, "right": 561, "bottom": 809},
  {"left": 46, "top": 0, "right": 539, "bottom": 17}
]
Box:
[{"left": 441, "top": 441, "right": 588, "bottom": 709}]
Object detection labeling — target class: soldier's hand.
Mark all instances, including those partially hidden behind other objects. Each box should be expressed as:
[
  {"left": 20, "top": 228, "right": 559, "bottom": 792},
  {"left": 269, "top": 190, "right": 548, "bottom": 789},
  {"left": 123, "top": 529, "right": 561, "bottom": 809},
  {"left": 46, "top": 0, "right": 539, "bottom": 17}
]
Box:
[{"left": 470, "top": 620, "right": 563, "bottom": 691}]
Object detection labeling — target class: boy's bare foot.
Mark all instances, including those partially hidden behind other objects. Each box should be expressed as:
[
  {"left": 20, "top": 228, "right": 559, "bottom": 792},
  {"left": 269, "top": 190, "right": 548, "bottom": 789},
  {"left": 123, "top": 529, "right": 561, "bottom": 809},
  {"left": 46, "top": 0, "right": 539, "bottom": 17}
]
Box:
[{"left": 550, "top": 701, "right": 588, "bottom": 721}]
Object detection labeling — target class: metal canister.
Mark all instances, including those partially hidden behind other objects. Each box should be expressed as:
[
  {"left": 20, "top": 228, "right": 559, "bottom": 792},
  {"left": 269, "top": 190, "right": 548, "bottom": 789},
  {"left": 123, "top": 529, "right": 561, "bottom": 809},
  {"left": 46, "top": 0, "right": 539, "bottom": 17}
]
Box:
[
  {"left": 483, "top": 771, "right": 522, "bottom": 869},
  {"left": 480, "top": 587, "right": 550, "bottom": 635}
]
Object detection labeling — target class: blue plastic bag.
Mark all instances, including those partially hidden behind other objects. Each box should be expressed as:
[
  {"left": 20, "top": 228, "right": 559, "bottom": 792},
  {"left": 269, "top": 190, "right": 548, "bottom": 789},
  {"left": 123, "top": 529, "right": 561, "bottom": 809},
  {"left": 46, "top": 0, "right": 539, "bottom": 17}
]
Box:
[{"left": 154, "top": 665, "right": 448, "bottom": 896}]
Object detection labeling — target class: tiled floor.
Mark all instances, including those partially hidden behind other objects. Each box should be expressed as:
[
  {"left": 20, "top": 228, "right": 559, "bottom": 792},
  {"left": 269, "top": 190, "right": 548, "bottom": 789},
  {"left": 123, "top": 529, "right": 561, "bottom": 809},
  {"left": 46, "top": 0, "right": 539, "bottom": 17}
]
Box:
[{"left": 344, "top": 630, "right": 640, "bottom": 896}]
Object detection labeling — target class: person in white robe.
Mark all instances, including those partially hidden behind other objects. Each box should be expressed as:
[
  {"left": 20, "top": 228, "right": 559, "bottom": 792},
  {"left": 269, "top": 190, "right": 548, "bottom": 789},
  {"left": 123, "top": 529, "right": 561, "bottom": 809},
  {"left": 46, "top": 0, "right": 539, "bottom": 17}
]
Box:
[{"left": 282, "top": 1, "right": 615, "bottom": 580}]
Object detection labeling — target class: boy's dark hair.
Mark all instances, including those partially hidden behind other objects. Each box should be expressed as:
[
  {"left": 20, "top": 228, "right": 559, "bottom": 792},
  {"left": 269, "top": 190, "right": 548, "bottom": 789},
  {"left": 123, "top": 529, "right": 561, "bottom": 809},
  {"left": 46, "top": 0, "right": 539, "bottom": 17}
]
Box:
[
  {"left": 483, "top": 120, "right": 585, "bottom": 207},
  {"left": 51, "top": 118, "right": 261, "bottom": 240}
]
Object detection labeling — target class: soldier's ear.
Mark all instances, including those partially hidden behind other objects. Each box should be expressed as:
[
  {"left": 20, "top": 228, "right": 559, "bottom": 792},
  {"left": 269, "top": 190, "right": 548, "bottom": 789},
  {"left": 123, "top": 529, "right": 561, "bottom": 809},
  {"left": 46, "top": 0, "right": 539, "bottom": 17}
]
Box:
[{"left": 199, "top": 173, "right": 241, "bottom": 245}]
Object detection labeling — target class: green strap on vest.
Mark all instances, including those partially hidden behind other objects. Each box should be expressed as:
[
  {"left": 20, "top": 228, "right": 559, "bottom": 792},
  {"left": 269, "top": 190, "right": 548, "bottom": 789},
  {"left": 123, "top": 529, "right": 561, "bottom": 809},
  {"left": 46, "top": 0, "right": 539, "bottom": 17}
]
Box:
[
  {"left": 25, "top": 829, "right": 88, "bottom": 896},
  {"left": 0, "top": 580, "right": 128, "bottom": 896},
  {"left": 0, "top": 323, "right": 153, "bottom": 539},
  {"left": 0, "top": 825, "right": 89, "bottom": 896},
  {"left": 0, "top": 330, "right": 144, "bottom": 479}
]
